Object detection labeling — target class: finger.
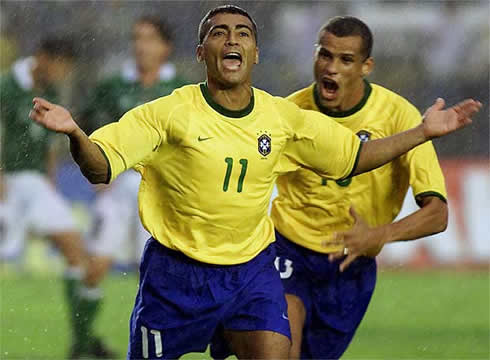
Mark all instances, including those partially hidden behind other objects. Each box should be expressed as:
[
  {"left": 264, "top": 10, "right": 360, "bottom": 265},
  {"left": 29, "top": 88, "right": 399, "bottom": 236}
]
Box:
[
  {"left": 33, "top": 102, "right": 48, "bottom": 112},
  {"left": 328, "top": 251, "right": 344, "bottom": 262},
  {"left": 32, "top": 97, "right": 54, "bottom": 110},
  {"left": 349, "top": 206, "right": 360, "bottom": 222},
  {"left": 340, "top": 253, "right": 358, "bottom": 272},
  {"left": 29, "top": 108, "right": 45, "bottom": 121},
  {"left": 326, "top": 232, "right": 344, "bottom": 247},
  {"left": 454, "top": 99, "right": 481, "bottom": 117}
]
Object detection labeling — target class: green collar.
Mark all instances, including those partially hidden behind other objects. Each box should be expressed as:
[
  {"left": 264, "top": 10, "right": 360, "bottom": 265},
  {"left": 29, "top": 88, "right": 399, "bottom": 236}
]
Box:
[
  {"left": 200, "top": 82, "right": 254, "bottom": 118},
  {"left": 313, "top": 79, "right": 372, "bottom": 118}
]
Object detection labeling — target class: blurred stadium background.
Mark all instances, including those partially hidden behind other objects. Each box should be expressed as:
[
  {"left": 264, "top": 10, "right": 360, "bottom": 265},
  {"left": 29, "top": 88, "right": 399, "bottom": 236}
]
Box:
[{"left": 1, "top": 0, "right": 488, "bottom": 359}]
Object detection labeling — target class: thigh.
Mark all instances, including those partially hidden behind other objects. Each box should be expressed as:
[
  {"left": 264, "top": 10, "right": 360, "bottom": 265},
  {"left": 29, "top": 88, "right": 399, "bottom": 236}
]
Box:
[
  {"left": 87, "top": 192, "right": 130, "bottom": 257},
  {"left": 211, "top": 246, "right": 291, "bottom": 359},
  {"left": 305, "top": 257, "right": 377, "bottom": 359},
  {"left": 285, "top": 294, "right": 306, "bottom": 360},
  {"left": 224, "top": 329, "right": 290, "bottom": 360},
  {"left": 23, "top": 173, "right": 76, "bottom": 234},
  {"left": 274, "top": 233, "right": 313, "bottom": 360},
  {"left": 128, "top": 239, "right": 224, "bottom": 359}
]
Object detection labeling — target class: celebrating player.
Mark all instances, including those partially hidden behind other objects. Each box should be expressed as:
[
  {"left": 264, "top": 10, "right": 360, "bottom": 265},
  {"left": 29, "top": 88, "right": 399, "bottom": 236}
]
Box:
[
  {"left": 29, "top": 6, "right": 481, "bottom": 360},
  {"left": 271, "top": 16, "right": 458, "bottom": 359}
]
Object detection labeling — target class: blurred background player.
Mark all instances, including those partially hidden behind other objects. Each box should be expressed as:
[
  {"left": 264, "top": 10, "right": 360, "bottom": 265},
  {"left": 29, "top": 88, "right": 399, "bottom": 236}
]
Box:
[
  {"left": 0, "top": 37, "right": 114, "bottom": 359},
  {"left": 271, "top": 16, "right": 449, "bottom": 359},
  {"left": 74, "top": 15, "right": 188, "bottom": 295}
]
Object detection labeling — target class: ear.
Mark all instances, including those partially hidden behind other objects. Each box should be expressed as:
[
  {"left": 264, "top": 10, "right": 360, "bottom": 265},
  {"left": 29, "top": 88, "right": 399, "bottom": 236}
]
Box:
[
  {"left": 362, "top": 56, "right": 374, "bottom": 77},
  {"left": 196, "top": 44, "right": 204, "bottom": 63},
  {"left": 254, "top": 47, "right": 259, "bottom": 64}
]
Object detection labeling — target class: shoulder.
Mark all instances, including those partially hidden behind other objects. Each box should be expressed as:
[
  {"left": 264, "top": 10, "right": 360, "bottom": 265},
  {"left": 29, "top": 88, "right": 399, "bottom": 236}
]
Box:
[
  {"left": 286, "top": 84, "right": 314, "bottom": 104},
  {"left": 141, "top": 84, "right": 200, "bottom": 111},
  {"left": 371, "top": 83, "right": 419, "bottom": 114},
  {"left": 370, "top": 83, "right": 422, "bottom": 129}
]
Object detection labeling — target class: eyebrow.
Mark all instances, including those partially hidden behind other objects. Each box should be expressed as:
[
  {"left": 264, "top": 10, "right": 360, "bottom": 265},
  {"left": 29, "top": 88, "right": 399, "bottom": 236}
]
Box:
[
  {"left": 316, "top": 45, "right": 355, "bottom": 57},
  {"left": 208, "top": 23, "right": 254, "bottom": 35}
]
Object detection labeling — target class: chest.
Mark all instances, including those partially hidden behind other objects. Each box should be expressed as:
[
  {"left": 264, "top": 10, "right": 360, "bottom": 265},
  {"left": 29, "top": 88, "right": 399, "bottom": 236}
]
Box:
[{"left": 159, "top": 111, "right": 290, "bottom": 189}]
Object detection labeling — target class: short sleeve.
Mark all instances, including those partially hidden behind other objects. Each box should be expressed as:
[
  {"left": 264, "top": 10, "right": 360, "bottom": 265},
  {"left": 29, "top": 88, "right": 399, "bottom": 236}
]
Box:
[
  {"left": 89, "top": 100, "right": 168, "bottom": 183},
  {"left": 284, "top": 107, "right": 362, "bottom": 180},
  {"left": 395, "top": 100, "right": 447, "bottom": 204}
]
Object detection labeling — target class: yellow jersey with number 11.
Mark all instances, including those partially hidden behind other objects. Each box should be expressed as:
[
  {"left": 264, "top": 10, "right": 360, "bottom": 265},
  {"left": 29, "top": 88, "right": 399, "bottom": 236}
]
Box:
[{"left": 90, "top": 83, "right": 361, "bottom": 265}]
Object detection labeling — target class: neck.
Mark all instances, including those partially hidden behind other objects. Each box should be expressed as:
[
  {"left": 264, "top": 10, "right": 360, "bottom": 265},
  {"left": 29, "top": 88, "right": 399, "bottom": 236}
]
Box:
[
  {"left": 206, "top": 79, "right": 252, "bottom": 111},
  {"left": 338, "top": 80, "right": 365, "bottom": 112}
]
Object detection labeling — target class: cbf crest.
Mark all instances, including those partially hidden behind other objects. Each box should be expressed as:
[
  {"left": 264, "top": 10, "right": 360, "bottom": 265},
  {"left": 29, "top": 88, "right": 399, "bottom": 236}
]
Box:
[
  {"left": 356, "top": 130, "right": 371, "bottom": 142},
  {"left": 257, "top": 131, "right": 272, "bottom": 157}
]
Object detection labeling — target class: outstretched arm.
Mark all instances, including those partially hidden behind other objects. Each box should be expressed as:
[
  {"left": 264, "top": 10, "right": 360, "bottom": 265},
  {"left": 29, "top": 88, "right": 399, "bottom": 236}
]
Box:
[
  {"left": 329, "top": 196, "right": 448, "bottom": 271},
  {"left": 29, "top": 97, "right": 109, "bottom": 184},
  {"left": 351, "top": 98, "right": 481, "bottom": 176}
]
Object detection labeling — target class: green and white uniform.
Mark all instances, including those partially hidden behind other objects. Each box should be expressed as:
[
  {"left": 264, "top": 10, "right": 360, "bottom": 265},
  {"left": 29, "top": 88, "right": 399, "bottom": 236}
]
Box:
[
  {"left": 0, "top": 57, "right": 76, "bottom": 260},
  {"left": 83, "top": 60, "right": 187, "bottom": 262}
]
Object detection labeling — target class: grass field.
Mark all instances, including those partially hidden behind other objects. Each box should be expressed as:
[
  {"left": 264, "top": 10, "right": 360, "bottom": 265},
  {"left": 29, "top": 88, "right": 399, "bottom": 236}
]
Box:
[{"left": 1, "top": 269, "right": 488, "bottom": 359}]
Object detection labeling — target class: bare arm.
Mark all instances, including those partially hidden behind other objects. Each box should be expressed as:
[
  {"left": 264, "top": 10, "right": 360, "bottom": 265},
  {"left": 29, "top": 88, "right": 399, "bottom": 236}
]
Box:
[
  {"left": 351, "top": 98, "right": 481, "bottom": 176},
  {"left": 377, "top": 196, "right": 448, "bottom": 244},
  {"left": 29, "top": 97, "right": 109, "bottom": 184},
  {"left": 330, "top": 196, "right": 448, "bottom": 271}
]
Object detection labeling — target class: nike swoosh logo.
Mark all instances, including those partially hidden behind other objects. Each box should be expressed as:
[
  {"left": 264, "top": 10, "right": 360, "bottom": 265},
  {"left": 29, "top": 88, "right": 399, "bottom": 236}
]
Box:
[
  {"left": 282, "top": 313, "right": 289, "bottom": 320},
  {"left": 198, "top": 136, "right": 213, "bottom": 142}
]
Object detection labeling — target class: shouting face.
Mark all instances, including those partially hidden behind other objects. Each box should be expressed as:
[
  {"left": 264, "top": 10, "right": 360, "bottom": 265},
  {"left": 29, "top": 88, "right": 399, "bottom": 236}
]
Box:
[
  {"left": 197, "top": 12, "right": 259, "bottom": 88},
  {"left": 314, "top": 31, "right": 373, "bottom": 112}
]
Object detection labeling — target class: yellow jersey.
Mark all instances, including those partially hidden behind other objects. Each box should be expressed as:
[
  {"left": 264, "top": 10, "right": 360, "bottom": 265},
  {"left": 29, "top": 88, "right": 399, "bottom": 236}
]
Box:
[
  {"left": 271, "top": 81, "right": 447, "bottom": 254},
  {"left": 90, "top": 83, "right": 361, "bottom": 264}
]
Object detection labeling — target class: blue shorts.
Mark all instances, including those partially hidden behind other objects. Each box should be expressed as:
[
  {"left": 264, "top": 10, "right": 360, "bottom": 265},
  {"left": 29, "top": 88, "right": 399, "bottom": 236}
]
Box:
[
  {"left": 275, "top": 230, "right": 377, "bottom": 359},
  {"left": 128, "top": 238, "right": 290, "bottom": 359}
]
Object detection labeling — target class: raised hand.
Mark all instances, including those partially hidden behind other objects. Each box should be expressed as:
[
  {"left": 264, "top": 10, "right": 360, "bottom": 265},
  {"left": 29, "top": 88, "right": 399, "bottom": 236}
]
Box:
[
  {"left": 328, "top": 207, "right": 384, "bottom": 272},
  {"left": 422, "top": 98, "right": 482, "bottom": 140},
  {"left": 29, "top": 97, "right": 79, "bottom": 135}
]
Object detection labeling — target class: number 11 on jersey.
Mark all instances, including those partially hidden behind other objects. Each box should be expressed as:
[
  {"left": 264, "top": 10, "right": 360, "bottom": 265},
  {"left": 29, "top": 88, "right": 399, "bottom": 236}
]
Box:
[{"left": 223, "top": 157, "right": 248, "bottom": 193}]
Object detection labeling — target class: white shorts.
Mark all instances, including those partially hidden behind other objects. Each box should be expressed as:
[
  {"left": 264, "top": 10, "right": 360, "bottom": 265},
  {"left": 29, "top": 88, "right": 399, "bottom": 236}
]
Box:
[
  {"left": 87, "top": 171, "right": 150, "bottom": 261},
  {"left": 0, "top": 171, "right": 76, "bottom": 260}
]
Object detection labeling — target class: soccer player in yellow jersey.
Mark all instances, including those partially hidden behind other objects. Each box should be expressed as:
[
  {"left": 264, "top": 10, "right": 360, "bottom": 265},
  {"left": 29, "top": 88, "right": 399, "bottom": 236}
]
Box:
[
  {"left": 271, "top": 16, "right": 458, "bottom": 359},
  {"left": 29, "top": 6, "right": 480, "bottom": 360}
]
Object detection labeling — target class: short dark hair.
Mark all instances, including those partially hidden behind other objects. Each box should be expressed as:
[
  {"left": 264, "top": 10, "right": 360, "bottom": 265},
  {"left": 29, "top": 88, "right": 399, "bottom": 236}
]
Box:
[
  {"left": 198, "top": 5, "right": 258, "bottom": 45},
  {"left": 136, "top": 15, "right": 173, "bottom": 43},
  {"left": 38, "top": 36, "right": 76, "bottom": 59},
  {"left": 318, "top": 16, "right": 373, "bottom": 59}
]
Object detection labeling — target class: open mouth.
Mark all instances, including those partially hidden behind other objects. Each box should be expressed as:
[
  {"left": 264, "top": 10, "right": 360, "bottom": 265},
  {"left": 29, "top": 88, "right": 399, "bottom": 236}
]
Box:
[
  {"left": 222, "top": 52, "right": 242, "bottom": 70},
  {"left": 321, "top": 78, "right": 339, "bottom": 101}
]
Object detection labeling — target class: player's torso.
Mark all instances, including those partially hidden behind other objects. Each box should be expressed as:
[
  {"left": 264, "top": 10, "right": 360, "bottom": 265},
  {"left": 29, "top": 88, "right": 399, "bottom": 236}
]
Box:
[
  {"left": 139, "top": 86, "right": 292, "bottom": 262},
  {"left": 1, "top": 74, "right": 54, "bottom": 173},
  {"left": 274, "top": 83, "right": 411, "bottom": 252}
]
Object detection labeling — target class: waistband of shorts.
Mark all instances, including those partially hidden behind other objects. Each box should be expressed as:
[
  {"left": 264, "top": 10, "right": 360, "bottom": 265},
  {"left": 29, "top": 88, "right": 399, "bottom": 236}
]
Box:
[{"left": 149, "top": 237, "right": 276, "bottom": 269}]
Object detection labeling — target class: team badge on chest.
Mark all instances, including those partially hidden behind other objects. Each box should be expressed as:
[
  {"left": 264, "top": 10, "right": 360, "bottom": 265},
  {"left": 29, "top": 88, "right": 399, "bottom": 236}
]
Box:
[
  {"left": 257, "top": 131, "right": 272, "bottom": 156},
  {"left": 356, "top": 130, "right": 371, "bottom": 142}
]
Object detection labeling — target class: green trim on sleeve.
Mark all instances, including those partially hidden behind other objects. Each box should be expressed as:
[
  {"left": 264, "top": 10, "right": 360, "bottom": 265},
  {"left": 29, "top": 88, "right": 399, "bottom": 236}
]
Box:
[
  {"left": 343, "top": 140, "right": 363, "bottom": 180},
  {"left": 200, "top": 82, "right": 254, "bottom": 118},
  {"left": 95, "top": 144, "right": 112, "bottom": 184},
  {"left": 415, "top": 191, "right": 447, "bottom": 207}
]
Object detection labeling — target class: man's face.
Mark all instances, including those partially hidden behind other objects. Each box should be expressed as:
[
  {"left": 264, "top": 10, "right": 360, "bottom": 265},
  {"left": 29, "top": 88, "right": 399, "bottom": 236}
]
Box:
[
  {"left": 314, "top": 31, "right": 373, "bottom": 111},
  {"left": 197, "top": 13, "right": 259, "bottom": 88},
  {"left": 32, "top": 52, "right": 74, "bottom": 87},
  {"left": 133, "top": 22, "right": 171, "bottom": 71}
]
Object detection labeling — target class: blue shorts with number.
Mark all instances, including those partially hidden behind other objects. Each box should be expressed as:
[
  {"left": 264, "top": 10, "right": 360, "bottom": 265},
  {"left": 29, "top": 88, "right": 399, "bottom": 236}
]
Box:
[
  {"left": 127, "top": 238, "right": 290, "bottom": 359},
  {"left": 274, "top": 230, "right": 377, "bottom": 359}
]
